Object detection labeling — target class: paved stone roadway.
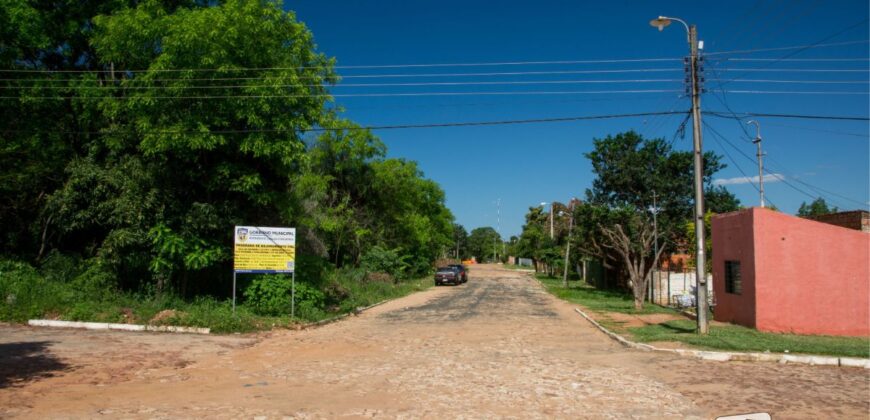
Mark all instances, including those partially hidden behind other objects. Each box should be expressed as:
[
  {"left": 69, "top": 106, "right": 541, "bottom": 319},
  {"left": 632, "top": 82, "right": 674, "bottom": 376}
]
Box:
[{"left": 1, "top": 265, "right": 867, "bottom": 418}]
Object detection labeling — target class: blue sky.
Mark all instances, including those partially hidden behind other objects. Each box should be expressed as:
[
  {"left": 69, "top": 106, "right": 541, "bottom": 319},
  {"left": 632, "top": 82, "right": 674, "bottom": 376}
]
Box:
[{"left": 288, "top": 0, "right": 869, "bottom": 238}]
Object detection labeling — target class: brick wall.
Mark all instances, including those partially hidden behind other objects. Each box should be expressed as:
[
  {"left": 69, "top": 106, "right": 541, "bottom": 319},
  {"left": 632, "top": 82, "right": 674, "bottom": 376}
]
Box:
[{"left": 806, "top": 210, "right": 870, "bottom": 232}]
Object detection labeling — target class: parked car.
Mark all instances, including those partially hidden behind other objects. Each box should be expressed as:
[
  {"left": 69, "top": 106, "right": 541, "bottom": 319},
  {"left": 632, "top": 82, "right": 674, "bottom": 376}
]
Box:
[
  {"left": 448, "top": 264, "right": 468, "bottom": 283},
  {"left": 434, "top": 266, "right": 462, "bottom": 286}
]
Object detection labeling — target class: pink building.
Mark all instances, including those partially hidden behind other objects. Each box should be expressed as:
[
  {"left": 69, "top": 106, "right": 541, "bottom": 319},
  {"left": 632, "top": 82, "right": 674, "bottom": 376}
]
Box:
[{"left": 712, "top": 207, "right": 870, "bottom": 337}]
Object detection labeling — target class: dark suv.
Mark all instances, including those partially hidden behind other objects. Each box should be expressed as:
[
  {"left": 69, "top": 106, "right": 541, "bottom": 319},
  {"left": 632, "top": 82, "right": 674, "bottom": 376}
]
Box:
[
  {"left": 435, "top": 266, "right": 462, "bottom": 286},
  {"left": 448, "top": 264, "right": 468, "bottom": 283}
]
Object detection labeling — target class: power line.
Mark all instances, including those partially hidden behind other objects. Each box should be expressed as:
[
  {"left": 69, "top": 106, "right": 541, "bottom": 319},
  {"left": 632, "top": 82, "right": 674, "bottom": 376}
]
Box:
[
  {"left": 0, "top": 57, "right": 688, "bottom": 73},
  {"left": 0, "top": 79, "right": 687, "bottom": 90},
  {"left": 6, "top": 88, "right": 868, "bottom": 100},
  {"left": 2, "top": 67, "right": 864, "bottom": 86},
  {"left": 704, "top": 111, "right": 870, "bottom": 121},
  {"left": 704, "top": 121, "right": 865, "bottom": 209},
  {"left": 720, "top": 57, "right": 870, "bottom": 62},
  {"left": 710, "top": 79, "right": 869, "bottom": 85},
  {"left": 712, "top": 18, "right": 870, "bottom": 89},
  {"left": 722, "top": 90, "right": 867, "bottom": 95},
  {"left": 8, "top": 76, "right": 867, "bottom": 90},
  {"left": 704, "top": 122, "right": 777, "bottom": 208},
  {"left": 705, "top": 39, "right": 870, "bottom": 56},
  {"left": 1, "top": 110, "right": 688, "bottom": 135},
  {"left": 714, "top": 68, "right": 869, "bottom": 72},
  {"left": 0, "top": 68, "right": 687, "bottom": 83},
  {"left": 759, "top": 121, "right": 869, "bottom": 138},
  {"left": 764, "top": 155, "right": 870, "bottom": 208},
  {"left": 0, "top": 89, "right": 684, "bottom": 100}
]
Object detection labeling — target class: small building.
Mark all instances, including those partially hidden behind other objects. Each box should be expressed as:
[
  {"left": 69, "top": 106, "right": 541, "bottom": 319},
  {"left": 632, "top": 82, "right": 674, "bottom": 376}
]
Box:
[{"left": 712, "top": 207, "right": 869, "bottom": 337}]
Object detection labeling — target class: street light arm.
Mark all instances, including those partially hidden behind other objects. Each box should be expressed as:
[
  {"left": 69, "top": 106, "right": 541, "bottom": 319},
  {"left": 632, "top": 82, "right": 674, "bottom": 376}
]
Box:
[
  {"left": 659, "top": 16, "right": 690, "bottom": 33},
  {"left": 747, "top": 120, "right": 761, "bottom": 141}
]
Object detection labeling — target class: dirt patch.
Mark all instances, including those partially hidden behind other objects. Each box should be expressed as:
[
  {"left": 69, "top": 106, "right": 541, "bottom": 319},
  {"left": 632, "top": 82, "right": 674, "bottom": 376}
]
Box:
[{"left": 149, "top": 309, "right": 184, "bottom": 325}]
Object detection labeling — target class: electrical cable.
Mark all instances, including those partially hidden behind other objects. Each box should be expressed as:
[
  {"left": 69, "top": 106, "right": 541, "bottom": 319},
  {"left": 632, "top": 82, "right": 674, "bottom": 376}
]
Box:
[
  {"left": 0, "top": 79, "right": 687, "bottom": 90},
  {"left": 704, "top": 121, "right": 865, "bottom": 209},
  {"left": 0, "top": 89, "right": 685, "bottom": 100},
  {"left": 704, "top": 122, "right": 777, "bottom": 209},
  {"left": 712, "top": 18, "right": 870, "bottom": 89},
  {"left": 0, "top": 57, "right": 687, "bottom": 73},
  {"left": 705, "top": 39, "right": 870, "bottom": 56},
  {"left": 704, "top": 111, "right": 870, "bottom": 121},
  {"left": 722, "top": 90, "right": 868, "bottom": 95},
  {"left": 1, "top": 110, "right": 689, "bottom": 135},
  {"left": 0, "top": 68, "right": 687, "bottom": 83},
  {"left": 719, "top": 57, "right": 870, "bottom": 62},
  {"left": 758, "top": 121, "right": 869, "bottom": 138}
]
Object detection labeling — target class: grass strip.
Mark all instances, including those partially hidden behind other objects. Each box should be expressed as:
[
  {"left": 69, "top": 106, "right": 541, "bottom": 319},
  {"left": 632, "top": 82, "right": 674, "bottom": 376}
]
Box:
[{"left": 535, "top": 273, "right": 869, "bottom": 358}]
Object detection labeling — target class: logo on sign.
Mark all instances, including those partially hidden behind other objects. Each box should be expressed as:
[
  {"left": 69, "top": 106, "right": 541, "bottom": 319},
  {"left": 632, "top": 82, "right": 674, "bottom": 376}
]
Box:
[{"left": 237, "top": 228, "right": 249, "bottom": 242}]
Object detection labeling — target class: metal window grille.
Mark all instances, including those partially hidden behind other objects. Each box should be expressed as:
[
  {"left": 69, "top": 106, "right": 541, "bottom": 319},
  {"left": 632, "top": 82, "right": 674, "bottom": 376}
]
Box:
[{"left": 725, "top": 260, "right": 742, "bottom": 295}]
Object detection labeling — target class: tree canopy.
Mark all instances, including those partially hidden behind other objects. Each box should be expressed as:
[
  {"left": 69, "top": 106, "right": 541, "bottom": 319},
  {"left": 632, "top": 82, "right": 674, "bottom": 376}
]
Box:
[
  {"left": 797, "top": 198, "right": 838, "bottom": 217},
  {"left": 1, "top": 0, "right": 454, "bottom": 298}
]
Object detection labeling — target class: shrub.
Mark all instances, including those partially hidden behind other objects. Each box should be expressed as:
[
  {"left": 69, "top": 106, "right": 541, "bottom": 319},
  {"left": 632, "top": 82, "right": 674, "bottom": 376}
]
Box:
[
  {"left": 243, "top": 275, "right": 325, "bottom": 318},
  {"left": 360, "top": 246, "right": 407, "bottom": 279},
  {"left": 0, "top": 260, "right": 75, "bottom": 321}
]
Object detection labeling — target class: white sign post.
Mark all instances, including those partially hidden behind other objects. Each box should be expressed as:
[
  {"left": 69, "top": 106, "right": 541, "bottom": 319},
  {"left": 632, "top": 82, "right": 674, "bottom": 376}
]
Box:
[{"left": 232, "top": 226, "right": 296, "bottom": 317}]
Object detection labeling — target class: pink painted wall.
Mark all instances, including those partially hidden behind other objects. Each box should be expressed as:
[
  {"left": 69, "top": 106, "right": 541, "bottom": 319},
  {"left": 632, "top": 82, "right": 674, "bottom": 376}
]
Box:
[
  {"left": 713, "top": 207, "right": 870, "bottom": 337},
  {"left": 711, "top": 209, "right": 757, "bottom": 328}
]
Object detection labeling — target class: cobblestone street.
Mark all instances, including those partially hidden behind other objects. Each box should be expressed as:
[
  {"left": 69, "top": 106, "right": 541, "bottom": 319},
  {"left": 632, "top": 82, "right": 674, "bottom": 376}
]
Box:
[{"left": 1, "top": 265, "right": 867, "bottom": 418}]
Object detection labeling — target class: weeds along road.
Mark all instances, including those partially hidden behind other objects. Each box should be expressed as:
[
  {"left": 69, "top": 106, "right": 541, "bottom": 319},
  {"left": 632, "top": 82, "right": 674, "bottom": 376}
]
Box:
[{"left": 1, "top": 265, "right": 867, "bottom": 418}]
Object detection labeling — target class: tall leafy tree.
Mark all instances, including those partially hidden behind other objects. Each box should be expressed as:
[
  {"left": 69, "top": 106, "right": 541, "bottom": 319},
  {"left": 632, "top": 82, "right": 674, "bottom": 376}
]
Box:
[
  {"left": 467, "top": 227, "right": 501, "bottom": 263},
  {"left": 574, "top": 131, "right": 733, "bottom": 309}
]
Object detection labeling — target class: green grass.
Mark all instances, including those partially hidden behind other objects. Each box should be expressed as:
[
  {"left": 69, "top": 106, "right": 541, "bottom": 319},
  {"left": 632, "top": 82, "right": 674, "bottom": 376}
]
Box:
[
  {"left": 534, "top": 272, "right": 869, "bottom": 358},
  {"left": 0, "top": 260, "right": 431, "bottom": 334},
  {"left": 628, "top": 319, "right": 870, "bottom": 358},
  {"left": 500, "top": 264, "right": 535, "bottom": 271},
  {"left": 536, "top": 274, "right": 675, "bottom": 315}
]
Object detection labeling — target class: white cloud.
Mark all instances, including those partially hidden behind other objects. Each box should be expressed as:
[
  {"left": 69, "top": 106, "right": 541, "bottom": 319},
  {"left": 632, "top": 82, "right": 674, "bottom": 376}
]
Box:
[{"left": 713, "top": 173, "right": 786, "bottom": 186}]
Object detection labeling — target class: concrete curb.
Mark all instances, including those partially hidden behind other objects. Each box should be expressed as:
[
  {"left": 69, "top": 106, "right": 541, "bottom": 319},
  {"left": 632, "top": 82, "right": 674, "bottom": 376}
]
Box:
[
  {"left": 573, "top": 307, "right": 870, "bottom": 369},
  {"left": 27, "top": 319, "right": 210, "bottom": 335}
]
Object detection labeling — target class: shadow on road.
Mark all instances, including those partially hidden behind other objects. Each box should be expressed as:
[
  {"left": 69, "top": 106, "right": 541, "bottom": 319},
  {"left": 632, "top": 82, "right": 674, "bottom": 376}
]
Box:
[{"left": 0, "top": 341, "right": 69, "bottom": 388}]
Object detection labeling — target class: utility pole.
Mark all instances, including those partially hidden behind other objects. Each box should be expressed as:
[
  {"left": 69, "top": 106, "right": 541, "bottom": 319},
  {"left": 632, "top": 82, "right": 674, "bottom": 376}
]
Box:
[
  {"left": 562, "top": 202, "right": 575, "bottom": 288},
  {"left": 748, "top": 120, "right": 765, "bottom": 208},
  {"left": 550, "top": 203, "right": 554, "bottom": 239},
  {"left": 652, "top": 191, "right": 659, "bottom": 304},
  {"left": 497, "top": 198, "right": 501, "bottom": 263},
  {"left": 651, "top": 16, "right": 708, "bottom": 333}
]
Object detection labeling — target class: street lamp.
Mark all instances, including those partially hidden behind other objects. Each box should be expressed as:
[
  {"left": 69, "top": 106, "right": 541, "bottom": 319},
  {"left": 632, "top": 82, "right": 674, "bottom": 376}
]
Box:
[{"left": 650, "top": 15, "right": 709, "bottom": 334}]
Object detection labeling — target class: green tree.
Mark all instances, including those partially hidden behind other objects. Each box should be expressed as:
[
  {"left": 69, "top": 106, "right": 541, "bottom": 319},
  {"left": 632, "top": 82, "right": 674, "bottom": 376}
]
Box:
[
  {"left": 797, "top": 198, "right": 838, "bottom": 217},
  {"left": 467, "top": 227, "right": 501, "bottom": 263},
  {"left": 452, "top": 224, "right": 469, "bottom": 260},
  {"left": 574, "top": 131, "right": 732, "bottom": 309}
]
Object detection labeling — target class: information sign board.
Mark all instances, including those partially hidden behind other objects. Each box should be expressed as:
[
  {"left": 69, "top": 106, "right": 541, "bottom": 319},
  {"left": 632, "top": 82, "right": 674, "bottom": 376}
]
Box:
[{"left": 233, "top": 226, "right": 296, "bottom": 273}]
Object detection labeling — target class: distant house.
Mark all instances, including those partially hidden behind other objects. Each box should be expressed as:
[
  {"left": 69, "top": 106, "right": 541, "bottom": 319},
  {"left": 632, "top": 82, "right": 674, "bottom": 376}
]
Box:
[{"left": 712, "top": 207, "right": 869, "bottom": 337}]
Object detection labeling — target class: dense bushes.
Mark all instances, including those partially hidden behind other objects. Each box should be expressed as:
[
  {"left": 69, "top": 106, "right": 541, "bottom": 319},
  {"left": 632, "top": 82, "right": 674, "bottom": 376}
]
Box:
[{"left": 0, "top": 257, "right": 432, "bottom": 333}]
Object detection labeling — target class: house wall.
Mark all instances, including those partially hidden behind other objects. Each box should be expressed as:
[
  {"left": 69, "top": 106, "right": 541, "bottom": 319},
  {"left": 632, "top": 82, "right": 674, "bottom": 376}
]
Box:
[
  {"left": 711, "top": 209, "right": 757, "bottom": 328},
  {"left": 713, "top": 207, "right": 870, "bottom": 337},
  {"left": 753, "top": 209, "right": 869, "bottom": 336}
]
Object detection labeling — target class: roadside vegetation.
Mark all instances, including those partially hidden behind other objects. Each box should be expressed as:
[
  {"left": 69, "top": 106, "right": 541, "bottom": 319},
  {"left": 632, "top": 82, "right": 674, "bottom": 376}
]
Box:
[
  {"left": 0, "top": 1, "right": 451, "bottom": 332},
  {"left": 1, "top": 258, "right": 432, "bottom": 333},
  {"left": 627, "top": 320, "right": 870, "bottom": 358},
  {"left": 536, "top": 274, "right": 869, "bottom": 358}
]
